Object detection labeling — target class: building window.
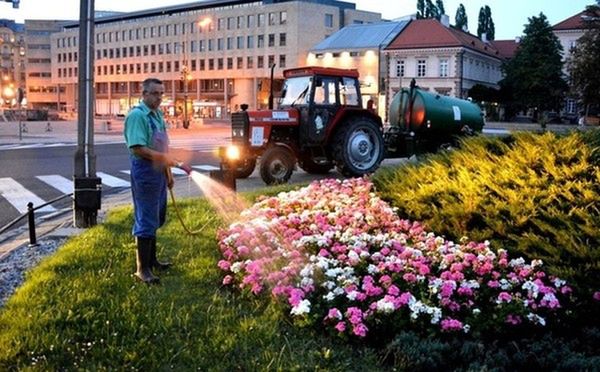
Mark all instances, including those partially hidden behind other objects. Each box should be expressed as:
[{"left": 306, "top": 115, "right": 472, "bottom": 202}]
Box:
[
  {"left": 279, "top": 33, "right": 286, "bottom": 47},
  {"left": 227, "top": 17, "right": 234, "bottom": 30},
  {"left": 227, "top": 37, "right": 233, "bottom": 50},
  {"left": 268, "top": 55, "right": 275, "bottom": 67},
  {"left": 218, "top": 18, "right": 225, "bottom": 30},
  {"left": 280, "top": 11, "right": 287, "bottom": 24},
  {"left": 199, "top": 59, "right": 205, "bottom": 71},
  {"left": 325, "top": 14, "right": 334, "bottom": 28},
  {"left": 227, "top": 57, "right": 233, "bottom": 69},
  {"left": 247, "top": 35, "right": 254, "bottom": 48},
  {"left": 417, "top": 59, "right": 427, "bottom": 77},
  {"left": 268, "top": 34, "right": 275, "bottom": 47},
  {"left": 237, "top": 16, "right": 244, "bottom": 29},
  {"left": 257, "top": 56, "right": 264, "bottom": 68},
  {"left": 208, "top": 59, "right": 214, "bottom": 70},
  {"left": 237, "top": 36, "right": 244, "bottom": 49},
  {"left": 217, "top": 58, "right": 223, "bottom": 70},
  {"left": 217, "top": 38, "right": 224, "bottom": 51},
  {"left": 208, "top": 39, "right": 214, "bottom": 51},
  {"left": 191, "top": 59, "right": 197, "bottom": 71},
  {"left": 247, "top": 15, "right": 254, "bottom": 28},
  {"left": 199, "top": 40, "right": 205, "bottom": 52},
  {"left": 269, "top": 12, "right": 276, "bottom": 26},
  {"left": 247, "top": 56, "right": 253, "bottom": 69},
  {"left": 258, "top": 14, "right": 265, "bottom": 27},
  {"left": 257, "top": 35, "right": 264, "bottom": 48},
  {"left": 237, "top": 57, "right": 243, "bottom": 69},
  {"left": 279, "top": 54, "right": 286, "bottom": 68},
  {"left": 439, "top": 58, "right": 448, "bottom": 77},
  {"left": 395, "top": 60, "right": 405, "bottom": 77}
]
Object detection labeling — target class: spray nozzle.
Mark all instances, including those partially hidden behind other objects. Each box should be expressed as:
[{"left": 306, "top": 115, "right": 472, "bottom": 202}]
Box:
[{"left": 177, "top": 161, "right": 193, "bottom": 175}]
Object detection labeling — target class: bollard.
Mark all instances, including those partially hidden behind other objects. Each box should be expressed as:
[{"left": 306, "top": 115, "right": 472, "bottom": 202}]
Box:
[
  {"left": 46, "top": 122, "right": 53, "bottom": 132},
  {"left": 27, "top": 202, "right": 39, "bottom": 247}
]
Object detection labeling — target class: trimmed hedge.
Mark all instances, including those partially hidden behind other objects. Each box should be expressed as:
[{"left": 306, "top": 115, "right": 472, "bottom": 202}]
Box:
[{"left": 373, "top": 130, "right": 600, "bottom": 315}]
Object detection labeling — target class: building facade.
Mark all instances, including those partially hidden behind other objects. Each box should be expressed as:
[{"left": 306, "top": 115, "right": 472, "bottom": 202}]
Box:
[
  {"left": 24, "top": 20, "right": 68, "bottom": 110},
  {"left": 384, "top": 18, "right": 503, "bottom": 103},
  {"left": 0, "top": 19, "right": 25, "bottom": 108},
  {"left": 51, "top": 0, "right": 381, "bottom": 119}
]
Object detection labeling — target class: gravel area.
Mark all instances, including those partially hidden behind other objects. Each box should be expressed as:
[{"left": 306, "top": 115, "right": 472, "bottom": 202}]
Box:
[{"left": 0, "top": 238, "right": 65, "bottom": 308}]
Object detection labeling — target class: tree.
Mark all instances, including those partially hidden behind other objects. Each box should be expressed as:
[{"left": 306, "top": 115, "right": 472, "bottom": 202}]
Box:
[
  {"left": 477, "top": 5, "right": 495, "bottom": 40},
  {"left": 455, "top": 3, "right": 468, "bottom": 31},
  {"left": 500, "top": 13, "right": 568, "bottom": 118},
  {"left": 416, "top": 0, "right": 425, "bottom": 19},
  {"left": 436, "top": 0, "right": 445, "bottom": 18},
  {"left": 568, "top": 2, "right": 600, "bottom": 116},
  {"left": 416, "top": 0, "right": 443, "bottom": 20}
]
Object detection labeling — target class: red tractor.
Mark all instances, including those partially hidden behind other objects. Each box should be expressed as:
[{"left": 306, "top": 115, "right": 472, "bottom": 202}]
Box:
[
  {"left": 217, "top": 66, "right": 385, "bottom": 185},
  {"left": 214, "top": 66, "right": 484, "bottom": 186}
]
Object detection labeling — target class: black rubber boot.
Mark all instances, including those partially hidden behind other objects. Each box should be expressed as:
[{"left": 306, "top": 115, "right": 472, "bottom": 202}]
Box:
[
  {"left": 135, "top": 237, "right": 159, "bottom": 284},
  {"left": 150, "top": 238, "right": 171, "bottom": 271}
]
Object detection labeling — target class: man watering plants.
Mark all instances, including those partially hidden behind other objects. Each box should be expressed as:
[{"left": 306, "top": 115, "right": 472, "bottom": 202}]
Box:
[{"left": 124, "top": 78, "right": 192, "bottom": 284}]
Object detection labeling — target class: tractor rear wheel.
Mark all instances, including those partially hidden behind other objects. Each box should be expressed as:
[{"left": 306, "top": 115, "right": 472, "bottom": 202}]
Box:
[
  {"left": 234, "top": 158, "right": 256, "bottom": 179},
  {"left": 259, "top": 146, "right": 295, "bottom": 185},
  {"left": 332, "top": 117, "right": 385, "bottom": 177}
]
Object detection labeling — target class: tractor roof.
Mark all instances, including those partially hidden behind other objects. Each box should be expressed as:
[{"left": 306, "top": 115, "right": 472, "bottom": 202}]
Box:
[{"left": 284, "top": 66, "right": 359, "bottom": 79}]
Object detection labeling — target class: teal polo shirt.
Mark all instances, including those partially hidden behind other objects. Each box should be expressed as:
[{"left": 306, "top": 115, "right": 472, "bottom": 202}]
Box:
[{"left": 124, "top": 101, "right": 167, "bottom": 158}]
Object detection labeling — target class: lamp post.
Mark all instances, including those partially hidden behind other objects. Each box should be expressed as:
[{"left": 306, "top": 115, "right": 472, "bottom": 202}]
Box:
[{"left": 181, "top": 64, "right": 190, "bottom": 129}]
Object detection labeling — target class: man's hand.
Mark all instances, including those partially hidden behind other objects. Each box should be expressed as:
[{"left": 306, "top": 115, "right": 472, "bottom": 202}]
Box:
[{"left": 177, "top": 162, "right": 193, "bottom": 175}]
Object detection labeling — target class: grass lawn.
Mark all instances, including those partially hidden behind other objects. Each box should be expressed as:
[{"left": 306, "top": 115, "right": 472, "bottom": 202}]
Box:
[{"left": 0, "top": 186, "right": 388, "bottom": 370}]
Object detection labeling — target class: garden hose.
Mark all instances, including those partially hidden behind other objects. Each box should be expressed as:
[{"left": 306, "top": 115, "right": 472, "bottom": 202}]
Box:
[{"left": 166, "top": 167, "right": 213, "bottom": 236}]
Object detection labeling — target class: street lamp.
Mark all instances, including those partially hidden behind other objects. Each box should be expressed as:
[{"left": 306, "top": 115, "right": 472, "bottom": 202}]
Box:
[{"left": 181, "top": 64, "right": 191, "bottom": 129}]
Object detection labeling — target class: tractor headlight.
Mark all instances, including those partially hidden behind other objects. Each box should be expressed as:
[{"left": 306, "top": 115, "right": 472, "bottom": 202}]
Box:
[{"left": 224, "top": 145, "right": 241, "bottom": 161}]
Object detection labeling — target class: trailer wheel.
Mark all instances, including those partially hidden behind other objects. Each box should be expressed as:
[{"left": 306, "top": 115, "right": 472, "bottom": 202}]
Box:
[
  {"left": 332, "top": 117, "right": 385, "bottom": 177},
  {"left": 259, "top": 146, "right": 295, "bottom": 185},
  {"left": 234, "top": 158, "right": 256, "bottom": 179},
  {"left": 298, "top": 156, "right": 333, "bottom": 174}
]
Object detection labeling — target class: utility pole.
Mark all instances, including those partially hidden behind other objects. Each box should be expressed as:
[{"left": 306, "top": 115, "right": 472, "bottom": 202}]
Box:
[{"left": 73, "top": 0, "right": 101, "bottom": 227}]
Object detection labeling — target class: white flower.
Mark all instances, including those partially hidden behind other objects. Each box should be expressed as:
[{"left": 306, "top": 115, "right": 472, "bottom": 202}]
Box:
[
  {"left": 346, "top": 290, "right": 359, "bottom": 301},
  {"left": 230, "top": 262, "right": 243, "bottom": 273},
  {"left": 509, "top": 257, "right": 525, "bottom": 267},
  {"left": 367, "top": 264, "right": 379, "bottom": 274},
  {"left": 323, "top": 292, "right": 336, "bottom": 302},
  {"left": 463, "top": 324, "right": 471, "bottom": 333},
  {"left": 553, "top": 278, "right": 566, "bottom": 288},
  {"left": 290, "top": 299, "right": 311, "bottom": 316},
  {"left": 376, "top": 299, "right": 395, "bottom": 313},
  {"left": 472, "top": 308, "right": 481, "bottom": 315},
  {"left": 527, "top": 313, "right": 546, "bottom": 326},
  {"left": 299, "top": 265, "right": 313, "bottom": 278},
  {"left": 300, "top": 277, "right": 313, "bottom": 287}
]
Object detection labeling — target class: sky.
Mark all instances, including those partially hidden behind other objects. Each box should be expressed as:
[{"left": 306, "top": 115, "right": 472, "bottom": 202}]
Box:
[{"left": 0, "top": 0, "right": 593, "bottom": 40}]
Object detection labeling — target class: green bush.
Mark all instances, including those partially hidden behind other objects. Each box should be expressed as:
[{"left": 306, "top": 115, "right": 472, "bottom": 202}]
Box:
[{"left": 373, "top": 130, "right": 600, "bottom": 312}]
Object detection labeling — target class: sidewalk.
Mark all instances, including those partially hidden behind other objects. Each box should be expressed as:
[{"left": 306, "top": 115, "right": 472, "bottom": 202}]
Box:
[{"left": 0, "top": 118, "right": 231, "bottom": 145}]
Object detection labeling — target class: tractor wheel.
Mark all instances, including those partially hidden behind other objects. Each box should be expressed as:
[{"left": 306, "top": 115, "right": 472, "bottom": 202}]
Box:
[
  {"left": 234, "top": 158, "right": 256, "bottom": 179},
  {"left": 259, "top": 146, "right": 295, "bottom": 185},
  {"left": 298, "top": 156, "right": 333, "bottom": 174},
  {"left": 332, "top": 117, "right": 385, "bottom": 177}
]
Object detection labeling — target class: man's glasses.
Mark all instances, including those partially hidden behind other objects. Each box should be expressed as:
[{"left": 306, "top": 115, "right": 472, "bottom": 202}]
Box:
[{"left": 144, "top": 91, "right": 164, "bottom": 96}]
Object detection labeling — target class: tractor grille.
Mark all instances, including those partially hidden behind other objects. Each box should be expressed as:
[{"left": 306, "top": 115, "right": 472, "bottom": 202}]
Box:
[{"left": 231, "top": 111, "right": 249, "bottom": 145}]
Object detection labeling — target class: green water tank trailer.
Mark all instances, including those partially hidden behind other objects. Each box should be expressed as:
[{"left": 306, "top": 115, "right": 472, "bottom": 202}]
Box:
[{"left": 386, "top": 81, "right": 484, "bottom": 155}]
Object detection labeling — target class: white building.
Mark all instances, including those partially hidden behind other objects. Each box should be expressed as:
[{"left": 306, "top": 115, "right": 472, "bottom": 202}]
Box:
[{"left": 50, "top": 0, "right": 381, "bottom": 118}]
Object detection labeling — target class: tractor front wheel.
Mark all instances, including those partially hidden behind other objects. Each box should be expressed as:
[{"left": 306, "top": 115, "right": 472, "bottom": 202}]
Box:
[
  {"left": 234, "top": 158, "right": 256, "bottom": 179},
  {"left": 332, "top": 118, "right": 385, "bottom": 177},
  {"left": 259, "top": 146, "right": 295, "bottom": 185}
]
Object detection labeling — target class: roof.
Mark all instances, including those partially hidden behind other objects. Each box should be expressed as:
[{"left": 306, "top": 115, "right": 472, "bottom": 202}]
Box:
[
  {"left": 553, "top": 11, "right": 587, "bottom": 30},
  {"left": 311, "top": 21, "right": 409, "bottom": 51},
  {"left": 385, "top": 19, "right": 500, "bottom": 59},
  {"left": 490, "top": 40, "right": 519, "bottom": 60}
]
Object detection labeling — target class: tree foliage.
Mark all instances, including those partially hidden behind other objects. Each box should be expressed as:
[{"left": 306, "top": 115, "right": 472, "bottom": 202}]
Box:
[
  {"left": 568, "top": 3, "right": 600, "bottom": 110},
  {"left": 454, "top": 3, "right": 468, "bottom": 31},
  {"left": 416, "top": 0, "right": 444, "bottom": 20},
  {"left": 500, "top": 13, "right": 568, "bottom": 114},
  {"left": 477, "top": 5, "right": 495, "bottom": 40}
]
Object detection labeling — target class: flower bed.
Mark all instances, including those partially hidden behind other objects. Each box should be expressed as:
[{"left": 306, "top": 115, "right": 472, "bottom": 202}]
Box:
[{"left": 217, "top": 178, "right": 572, "bottom": 338}]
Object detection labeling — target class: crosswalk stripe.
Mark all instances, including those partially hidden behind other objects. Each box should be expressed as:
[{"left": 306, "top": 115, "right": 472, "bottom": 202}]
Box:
[
  {"left": 96, "top": 172, "right": 130, "bottom": 188},
  {"left": 37, "top": 175, "right": 73, "bottom": 194},
  {"left": 0, "top": 177, "right": 56, "bottom": 213},
  {"left": 193, "top": 165, "right": 220, "bottom": 171}
]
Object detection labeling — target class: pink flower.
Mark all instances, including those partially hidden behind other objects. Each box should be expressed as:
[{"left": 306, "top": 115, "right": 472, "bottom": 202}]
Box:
[
  {"left": 335, "top": 321, "right": 346, "bottom": 333},
  {"left": 326, "top": 308, "right": 342, "bottom": 320},
  {"left": 593, "top": 291, "right": 600, "bottom": 301},
  {"left": 217, "top": 260, "right": 231, "bottom": 271},
  {"left": 440, "top": 318, "right": 463, "bottom": 332},
  {"left": 497, "top": 292, "right": 512, "bottom": 303},
  {"left": 506, "top": 314, "right": 522, "bottom": 325},
  {"left": 222, "top": 275, "right": 233, "bottom": 285},
  {"left": 352, "top": 323, "right": 368, "bottom": 337}
]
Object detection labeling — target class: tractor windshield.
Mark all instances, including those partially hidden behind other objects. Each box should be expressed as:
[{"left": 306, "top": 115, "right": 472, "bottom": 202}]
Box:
[{"left": 280, "top": 76, "right": 312, "bottom": 107}]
